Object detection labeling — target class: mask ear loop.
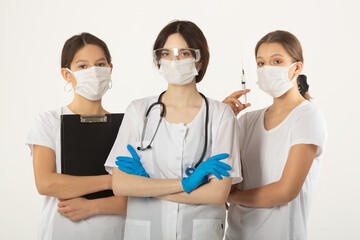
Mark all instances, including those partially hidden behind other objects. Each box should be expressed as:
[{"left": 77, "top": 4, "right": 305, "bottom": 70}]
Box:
[
  {"left": 196, "top": 62, "right": 202, "bottom": 72},
  {"left": 289, "top": 62, "right": 299, "bottom": 82},
  {"left": 64, "top": 68, "right": 74, "bottom": 92},
  {"left": 108, "top": 79, "right": 113, "bottom": 89},
  {"left": 64, "top": 81, "right": 73, "bottom": 92}
]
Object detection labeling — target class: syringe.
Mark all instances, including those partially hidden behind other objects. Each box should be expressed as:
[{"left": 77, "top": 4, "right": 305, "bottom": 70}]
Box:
[{"left": 241, "top": 61, "right": 247, "bottom": 104}]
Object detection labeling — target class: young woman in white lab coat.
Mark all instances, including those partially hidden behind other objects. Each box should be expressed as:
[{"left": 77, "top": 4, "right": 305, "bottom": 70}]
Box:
[
  {"left": 105, "top": 20, "right": 242, "bottom": 240},
  {"left": 224, "top": 30, "right": 328, "bottom": 240},
  {"left": 26, "top": 33, "right": 127, "bottom": 240}
]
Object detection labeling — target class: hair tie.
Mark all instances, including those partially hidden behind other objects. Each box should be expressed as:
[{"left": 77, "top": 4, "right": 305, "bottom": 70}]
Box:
[{"left": 297, "top": 74, "right": 309, "bottom": 97}]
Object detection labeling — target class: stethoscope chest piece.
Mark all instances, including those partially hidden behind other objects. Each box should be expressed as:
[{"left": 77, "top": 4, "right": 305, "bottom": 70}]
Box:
[
  {"left": 137, "top": 145, "right": 152, "bottom": 151},
  {"left": 186, "top": 167, "right": 195, "bottom": 177}
]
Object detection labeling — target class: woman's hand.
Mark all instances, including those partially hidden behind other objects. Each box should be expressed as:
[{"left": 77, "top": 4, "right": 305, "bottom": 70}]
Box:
[
  {"left": 115, "top": 144, "right": 149, "bottom": 178},
  {"left": 223, "top": 90, "right": 251, "bottom": 116},
  {"left": 181, "top": 153, "right": 232, "bottom": 193},
  {"left": 57, "top": 197, "right": 95, "bottom": 221}
]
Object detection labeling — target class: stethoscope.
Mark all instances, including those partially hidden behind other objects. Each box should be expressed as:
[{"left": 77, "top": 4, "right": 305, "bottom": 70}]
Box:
[{"left": 137, "top": 91, "right": 209, "bottom": 176}]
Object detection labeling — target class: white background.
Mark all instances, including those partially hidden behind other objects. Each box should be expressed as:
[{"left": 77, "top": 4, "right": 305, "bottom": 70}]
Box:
[{"left": 1, "top": 0, "right": 359, "bottom": 239}]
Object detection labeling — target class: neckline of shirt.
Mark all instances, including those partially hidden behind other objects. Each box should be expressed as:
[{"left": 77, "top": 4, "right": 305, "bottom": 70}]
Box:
[
  {"left": 260, "top": 100, "right": 309, "bottom": 134},
  {"left": 62, "top": 105, "right": 111, "bottom": 115},
  {"left": 163, "top": 98, "right": 206, "bottom": 128},
  {"left": 62, "top": 105, "right": 75, "bottom": 114}
]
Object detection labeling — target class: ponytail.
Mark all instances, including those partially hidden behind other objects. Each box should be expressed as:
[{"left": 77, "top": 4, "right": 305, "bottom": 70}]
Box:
[{"left": 297, "top": 74, "right": 311, "bottom": 101}]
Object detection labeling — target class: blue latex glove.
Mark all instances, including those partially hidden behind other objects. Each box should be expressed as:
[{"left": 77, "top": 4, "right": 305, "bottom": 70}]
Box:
[
  {"left": 181, "top": 153, "right": 232, "bottom": 194},
  {"left": 115, "top": 144, "right": 149, "bottom": 178}
]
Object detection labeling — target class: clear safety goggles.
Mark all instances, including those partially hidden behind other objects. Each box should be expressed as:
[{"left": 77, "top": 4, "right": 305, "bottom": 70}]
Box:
[{"left": 153, "top": 48, "right": 201, "bottom": 64}]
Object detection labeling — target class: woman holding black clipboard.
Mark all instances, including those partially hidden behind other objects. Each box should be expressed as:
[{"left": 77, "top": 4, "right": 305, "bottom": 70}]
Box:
[{"left": 26, "top": 33, "right": 126, "bottom": 240}]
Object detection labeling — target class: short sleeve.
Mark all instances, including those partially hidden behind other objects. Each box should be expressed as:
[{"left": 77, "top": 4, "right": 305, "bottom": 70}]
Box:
[
  {"left": 235, "top": 113, "right": 247, "bottom": 190},
  {"left": 209, "top": 105, "right": 243, "bottom": 184},
  {"left": 104, "top": 103, "right": 138, "bottom": 174},
  {"left": 290, "top": 106, "right": 328, "bottom": 158},
  {"left": 25, "top": 112, "right": 56, "bottom": 156},
  {"left": 237, "top": 113, "right": 248, "bottom": 152}
]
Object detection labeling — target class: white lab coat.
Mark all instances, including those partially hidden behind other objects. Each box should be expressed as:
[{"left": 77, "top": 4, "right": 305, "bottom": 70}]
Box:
[{"left": 105, "top": 96, "right": 242, "bottom": 240}]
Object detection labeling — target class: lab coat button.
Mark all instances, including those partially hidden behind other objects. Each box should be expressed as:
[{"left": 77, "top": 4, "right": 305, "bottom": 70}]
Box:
[{"left": 172, "top": 210, "right": 177, "bottom": 214}]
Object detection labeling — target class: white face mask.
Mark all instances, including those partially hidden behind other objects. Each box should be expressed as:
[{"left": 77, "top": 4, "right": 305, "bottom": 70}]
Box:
[
  {"left": 67, "top": 66, "right": 112, "bottom": 101},
  {"left": 256, "top": 62, "right": 297, "bottom": 98},
  {"left": 158, "top": 58, "right": 198, "bottom": 85}
]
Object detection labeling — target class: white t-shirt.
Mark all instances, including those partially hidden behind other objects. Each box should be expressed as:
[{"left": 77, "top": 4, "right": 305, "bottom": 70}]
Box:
[
  {"left": 105, "top": 96, "right": 242, "bottom": 240},
  {"left": 226, "top": 101, "right": 328, "bottom": 240},
  {"left": 26, "top": 106, "right": 125, "bottom": 240}
]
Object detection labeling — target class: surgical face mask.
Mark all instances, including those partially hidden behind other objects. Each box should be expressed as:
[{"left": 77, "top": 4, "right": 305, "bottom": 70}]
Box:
[
  {"left": 158, "top": 58, "right": 198, "bottom": 85},
  {"left": 67, "top": 66, "right": 112, "bottom": 101},
  {"left": 256, "top": 62, "right": 297, "bottom": 98}
]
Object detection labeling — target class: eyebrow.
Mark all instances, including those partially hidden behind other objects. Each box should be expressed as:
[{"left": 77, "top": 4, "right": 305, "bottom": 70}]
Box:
[
  {"left": 162, "top": 47, "right": 189, "bottom": 50},
  {"left": 96, "top": 57, "right": 106, "bottom": 62},
  {"left": 75, "top": 59, "right": 89, "bottom": 63},
  {"left": 75, "top": 58, "right": 106, "bottom": 64},
  {"left": 271, "top": 54, "right": 284, "bottom": 58},
  {"left": 256, "top": 54, "right": 284, "bottom": 59}
]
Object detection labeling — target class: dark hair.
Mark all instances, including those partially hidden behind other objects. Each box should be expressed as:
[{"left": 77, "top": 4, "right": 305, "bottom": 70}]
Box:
[
  {"left": 255, "top": 30, "right": 311, "bottom": 101},
  {"left": 61, "top": 32, "right": 112, "bottom": 69},
  {"left": 153, "top": 20, "right": 210, "bottom": 83}
]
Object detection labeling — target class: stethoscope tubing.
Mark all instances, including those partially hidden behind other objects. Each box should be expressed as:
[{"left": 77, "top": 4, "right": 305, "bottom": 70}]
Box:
[{"left": 138, "top": 91, "right": 209, "bottom": 175}]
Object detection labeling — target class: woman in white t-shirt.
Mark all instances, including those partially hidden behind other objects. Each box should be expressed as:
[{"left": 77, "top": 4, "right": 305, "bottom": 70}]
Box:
[
  {"left": 105, "top": 20, "right": 242, "bottom": 240},
  {"left": 26, "top": 33, "right": 127, "bottom": 240},
  {"left": 224, "top": 30, "right": 328, "bottom": 240}
]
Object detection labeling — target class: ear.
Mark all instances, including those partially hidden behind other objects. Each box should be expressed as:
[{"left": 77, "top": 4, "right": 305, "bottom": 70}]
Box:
[
  {"left": 195, "top": 61, "right": 202, "bottom": 72},
  {"left": 61, "top": 68, "right": 72, "bottom": 83},
  {"left": 294, "top": 61, "right": 303, "bottom": 76},
  {"left": 110, "top": 63, "right": 113, "bottom": 74}
]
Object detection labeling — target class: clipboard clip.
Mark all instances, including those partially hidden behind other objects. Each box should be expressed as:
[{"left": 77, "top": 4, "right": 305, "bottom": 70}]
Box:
[{"left": 80, "top": 114, "right": 108, "bottom": 123}]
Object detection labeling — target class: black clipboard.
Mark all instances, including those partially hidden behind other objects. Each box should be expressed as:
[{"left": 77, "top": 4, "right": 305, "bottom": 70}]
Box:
[{"left": 61, "top": 113, "right": 124, "bottom": 199}]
